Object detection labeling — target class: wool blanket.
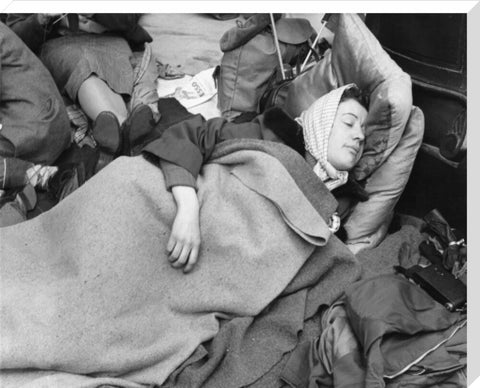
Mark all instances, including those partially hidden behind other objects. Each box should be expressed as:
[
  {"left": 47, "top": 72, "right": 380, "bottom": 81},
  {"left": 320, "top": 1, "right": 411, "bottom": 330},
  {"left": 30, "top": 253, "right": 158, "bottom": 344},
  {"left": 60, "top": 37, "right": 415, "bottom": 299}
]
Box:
[
  {"left": 163, "top": 232, "right": 361, "bottom": 388},
  {"left": 0, "top": 139, "right": 360, "bottom": 388}
]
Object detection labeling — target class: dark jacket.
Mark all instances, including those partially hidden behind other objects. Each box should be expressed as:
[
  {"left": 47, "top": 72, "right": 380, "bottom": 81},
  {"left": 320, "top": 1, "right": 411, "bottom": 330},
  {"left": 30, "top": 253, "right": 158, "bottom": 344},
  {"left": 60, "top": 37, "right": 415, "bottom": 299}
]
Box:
[{"left": 0, "top": 22, "right": 70, "bottom": 188}]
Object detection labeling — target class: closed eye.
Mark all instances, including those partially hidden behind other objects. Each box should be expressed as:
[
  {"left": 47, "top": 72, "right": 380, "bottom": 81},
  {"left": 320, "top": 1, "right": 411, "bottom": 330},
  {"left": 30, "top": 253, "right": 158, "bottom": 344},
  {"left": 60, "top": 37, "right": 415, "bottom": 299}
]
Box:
[{"left": 342, "top": 113, "right": 357, "bottom": 127}]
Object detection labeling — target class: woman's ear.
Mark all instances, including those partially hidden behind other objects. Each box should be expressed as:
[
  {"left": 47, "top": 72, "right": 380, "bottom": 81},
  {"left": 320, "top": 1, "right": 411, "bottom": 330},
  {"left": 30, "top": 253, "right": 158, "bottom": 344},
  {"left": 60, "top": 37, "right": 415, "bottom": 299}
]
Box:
[{"left": 263, "top": 107, "right": 305, "bottom": 156}]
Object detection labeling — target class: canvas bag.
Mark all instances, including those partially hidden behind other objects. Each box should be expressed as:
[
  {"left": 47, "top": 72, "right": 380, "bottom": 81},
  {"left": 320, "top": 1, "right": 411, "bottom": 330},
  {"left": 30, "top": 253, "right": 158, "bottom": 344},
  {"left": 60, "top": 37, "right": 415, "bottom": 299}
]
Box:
[{"left": 217, "top": 14, "right": 315, "bottom": 119}]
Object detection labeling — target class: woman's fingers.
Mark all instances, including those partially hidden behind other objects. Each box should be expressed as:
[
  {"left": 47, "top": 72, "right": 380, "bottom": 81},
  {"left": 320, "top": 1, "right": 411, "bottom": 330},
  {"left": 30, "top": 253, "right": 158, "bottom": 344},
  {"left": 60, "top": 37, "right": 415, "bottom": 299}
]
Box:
[
  {"left": 166, "top": 229, "right": 201, "bottom": 273},
  {"left": 168, "top": 241, "right": 183, "bottom": 262},
  {"left": 166, "top": 240, "right": 200, "bottom": 273},
  {"left": 171, "top": 245, "right": 190, "bottom": 268},
  {"left": 183, "top": 246, "right": 199, "bottom": 273}
]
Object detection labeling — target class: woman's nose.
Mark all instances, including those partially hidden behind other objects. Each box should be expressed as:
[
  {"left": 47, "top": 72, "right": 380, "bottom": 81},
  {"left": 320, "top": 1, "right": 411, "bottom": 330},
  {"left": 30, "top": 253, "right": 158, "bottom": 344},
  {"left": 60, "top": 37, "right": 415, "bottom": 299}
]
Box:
[{"left": 353, "top": 123, "right": 365, "bottom": 141}]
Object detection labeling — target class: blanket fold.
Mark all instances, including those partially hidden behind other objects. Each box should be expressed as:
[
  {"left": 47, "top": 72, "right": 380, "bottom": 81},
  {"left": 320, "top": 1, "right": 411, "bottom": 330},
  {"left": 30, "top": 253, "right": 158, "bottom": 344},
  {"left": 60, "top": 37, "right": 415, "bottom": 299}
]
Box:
[{"left": 0, "top": 140, "right": 353, "bottom": 388}]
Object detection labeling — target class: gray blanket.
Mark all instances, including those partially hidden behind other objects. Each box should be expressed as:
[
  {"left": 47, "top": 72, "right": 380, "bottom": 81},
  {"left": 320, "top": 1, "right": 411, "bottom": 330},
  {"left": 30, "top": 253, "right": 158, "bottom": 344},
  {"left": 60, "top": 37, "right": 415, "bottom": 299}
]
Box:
[{"left": 0, "top": 140, "right": 361, "bottom": 387}]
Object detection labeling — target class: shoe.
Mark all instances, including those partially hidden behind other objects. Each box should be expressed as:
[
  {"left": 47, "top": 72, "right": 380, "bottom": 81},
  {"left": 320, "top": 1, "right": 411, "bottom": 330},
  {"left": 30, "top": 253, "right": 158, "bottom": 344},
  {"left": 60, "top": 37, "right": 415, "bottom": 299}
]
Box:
[
  {"left": 48, "top": 163, "right": 86, "bottom": 201},
  {"left": 122, "top": 104, "right": 156, "bottom": 156},
  {"left": 91, "top": 111, "right": 122, "bottom": 156}
]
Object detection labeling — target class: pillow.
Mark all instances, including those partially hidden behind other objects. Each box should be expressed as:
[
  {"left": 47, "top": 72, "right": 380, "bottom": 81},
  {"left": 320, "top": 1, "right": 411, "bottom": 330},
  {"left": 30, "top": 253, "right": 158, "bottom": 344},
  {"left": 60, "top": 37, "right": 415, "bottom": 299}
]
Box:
[
  {"left": 344, "top": 106, "right": 424, "bottom": 252},
  {"left": 284, "top": 13, "right": 413, "bottom": 181}
]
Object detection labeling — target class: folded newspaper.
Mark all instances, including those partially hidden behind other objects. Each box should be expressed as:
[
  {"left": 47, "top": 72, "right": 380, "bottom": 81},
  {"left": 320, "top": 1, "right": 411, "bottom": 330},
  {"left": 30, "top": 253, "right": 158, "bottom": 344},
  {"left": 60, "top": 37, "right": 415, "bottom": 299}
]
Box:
[{"left": 157, "top": 67, "right": 220, "bottom": 119}]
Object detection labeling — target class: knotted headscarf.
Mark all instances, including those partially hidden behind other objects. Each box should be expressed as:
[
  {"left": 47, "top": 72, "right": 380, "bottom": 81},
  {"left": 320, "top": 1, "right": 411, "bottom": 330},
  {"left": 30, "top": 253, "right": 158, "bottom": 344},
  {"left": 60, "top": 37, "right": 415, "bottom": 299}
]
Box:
[{"left": 296, "top": 84, "right": 357, "bottom": 191}]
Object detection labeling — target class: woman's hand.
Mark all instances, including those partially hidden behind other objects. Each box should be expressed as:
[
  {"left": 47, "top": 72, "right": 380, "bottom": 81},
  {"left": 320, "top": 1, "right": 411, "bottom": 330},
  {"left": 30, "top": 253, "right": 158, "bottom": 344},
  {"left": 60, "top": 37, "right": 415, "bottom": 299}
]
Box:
[{"left": 167, "top": 186, "right": 201, "bottom": 273}]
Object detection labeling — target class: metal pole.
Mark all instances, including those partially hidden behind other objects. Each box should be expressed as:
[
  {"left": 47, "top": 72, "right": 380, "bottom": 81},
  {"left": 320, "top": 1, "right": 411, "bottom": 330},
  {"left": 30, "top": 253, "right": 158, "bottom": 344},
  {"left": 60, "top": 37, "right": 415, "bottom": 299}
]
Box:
[
  {"left": 300, "top": 19, "right": 328, "bottom": 73},
  {"left": 269, "top": 13, "right": 286, "bottom": 81}
]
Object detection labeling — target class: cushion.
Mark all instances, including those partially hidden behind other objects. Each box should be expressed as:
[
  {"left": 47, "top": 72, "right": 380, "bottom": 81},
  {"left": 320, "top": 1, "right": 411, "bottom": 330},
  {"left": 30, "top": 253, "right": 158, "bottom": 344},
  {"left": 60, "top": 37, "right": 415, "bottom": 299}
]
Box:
[
  {"left": 344, "top": 106, "right": 424, "bottom": 252},
  {"left": 285, "top": 13, "right": 413, "bottom": 181}
]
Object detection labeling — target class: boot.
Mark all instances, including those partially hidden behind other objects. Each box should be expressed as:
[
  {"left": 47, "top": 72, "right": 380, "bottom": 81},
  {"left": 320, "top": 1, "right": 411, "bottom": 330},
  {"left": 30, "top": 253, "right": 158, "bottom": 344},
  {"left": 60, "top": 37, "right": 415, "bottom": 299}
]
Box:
[
  {"left": 122, "top": 104, "right": 156, "bottom": 156},
  {"left": 91, "top": 111, "right": 123, "bottom": 156}
]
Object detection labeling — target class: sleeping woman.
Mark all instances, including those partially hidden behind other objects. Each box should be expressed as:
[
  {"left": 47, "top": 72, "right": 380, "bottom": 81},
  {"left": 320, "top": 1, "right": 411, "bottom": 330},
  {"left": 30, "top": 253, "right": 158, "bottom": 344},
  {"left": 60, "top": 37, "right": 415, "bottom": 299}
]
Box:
[
  {"left": 0, "top": 84, "right": 368, "bottom": 387},
  {"left": 142, "top": 83, "right": 368, "bottom": 272}
]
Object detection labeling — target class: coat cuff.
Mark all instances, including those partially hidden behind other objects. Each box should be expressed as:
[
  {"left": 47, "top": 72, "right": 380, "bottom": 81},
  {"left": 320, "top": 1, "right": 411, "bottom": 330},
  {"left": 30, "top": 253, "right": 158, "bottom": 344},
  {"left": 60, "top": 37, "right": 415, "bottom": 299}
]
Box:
[
  {"left": 159, "top": 160, "right": 197, "bottom": 191},
  {"left": 142, "top": 135, "right": 203, "bottom": 178}
]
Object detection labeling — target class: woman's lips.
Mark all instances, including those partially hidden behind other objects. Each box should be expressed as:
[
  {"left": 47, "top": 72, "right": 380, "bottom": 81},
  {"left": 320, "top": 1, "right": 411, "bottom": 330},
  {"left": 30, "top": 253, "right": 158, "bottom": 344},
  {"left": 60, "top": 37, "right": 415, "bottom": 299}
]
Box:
[{"left": 345, "top": 145, "right": 360, "bottom": 155}]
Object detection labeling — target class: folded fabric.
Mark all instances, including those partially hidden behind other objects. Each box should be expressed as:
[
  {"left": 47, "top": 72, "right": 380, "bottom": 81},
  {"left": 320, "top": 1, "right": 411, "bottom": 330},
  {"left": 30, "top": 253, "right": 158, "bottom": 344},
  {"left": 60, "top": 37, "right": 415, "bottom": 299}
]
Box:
[
  {"left": 344, "top": 274, "right": 466, "bottom": 387},
  {"left": 280, "top": 302, "right": 364, "bottom": 388},
  {"left": 281, "top": 274, "right": 466, "bottom": 388}
]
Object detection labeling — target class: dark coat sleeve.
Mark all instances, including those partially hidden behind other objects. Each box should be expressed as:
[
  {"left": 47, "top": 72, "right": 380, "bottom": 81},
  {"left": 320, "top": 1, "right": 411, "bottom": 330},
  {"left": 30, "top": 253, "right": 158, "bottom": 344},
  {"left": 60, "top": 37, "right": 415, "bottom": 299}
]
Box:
[
  {"left": 158, "top": 160, "right": 198, "bottom": 191},
  {"left": 6, "top": 14, "right": 48, "bottom": 54},
  {"left": 142, "top": 114, "right": 269, "bottom": 190}
]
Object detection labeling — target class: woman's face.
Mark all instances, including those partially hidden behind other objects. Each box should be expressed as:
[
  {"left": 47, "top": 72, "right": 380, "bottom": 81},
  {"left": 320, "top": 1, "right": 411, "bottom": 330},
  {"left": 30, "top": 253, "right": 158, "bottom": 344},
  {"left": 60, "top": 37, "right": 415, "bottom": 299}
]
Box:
[{"left": 327, "top": 98, "right": 367, "bottom": 171}]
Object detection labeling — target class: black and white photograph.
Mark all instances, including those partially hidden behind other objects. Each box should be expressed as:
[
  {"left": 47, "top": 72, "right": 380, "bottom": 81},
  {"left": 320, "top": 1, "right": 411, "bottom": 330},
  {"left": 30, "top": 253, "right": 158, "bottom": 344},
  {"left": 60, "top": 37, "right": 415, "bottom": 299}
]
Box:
[{"left": 0, "top": 2, "right": 474, "bottom": 387}]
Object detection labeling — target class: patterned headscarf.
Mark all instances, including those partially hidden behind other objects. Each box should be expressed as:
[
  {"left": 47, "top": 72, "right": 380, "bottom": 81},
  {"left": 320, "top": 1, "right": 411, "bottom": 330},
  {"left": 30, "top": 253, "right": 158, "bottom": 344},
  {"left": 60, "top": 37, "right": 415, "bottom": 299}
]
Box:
[{"left": 295, "top": 84, "right": 357, "bottom": 191}]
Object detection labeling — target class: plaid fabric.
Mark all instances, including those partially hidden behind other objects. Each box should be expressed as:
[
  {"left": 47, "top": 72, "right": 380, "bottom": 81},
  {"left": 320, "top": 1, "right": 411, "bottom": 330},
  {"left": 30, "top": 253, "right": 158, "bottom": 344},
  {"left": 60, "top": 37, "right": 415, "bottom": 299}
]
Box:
[
  {"left": 66, "top": 104, "right": 96, "bottom": 148},
  {"left": 25, "top": 165, "right": 58, "bottom": 189},
  {"left": 296, "top": 84, "right": 354, "bottom": 190}
]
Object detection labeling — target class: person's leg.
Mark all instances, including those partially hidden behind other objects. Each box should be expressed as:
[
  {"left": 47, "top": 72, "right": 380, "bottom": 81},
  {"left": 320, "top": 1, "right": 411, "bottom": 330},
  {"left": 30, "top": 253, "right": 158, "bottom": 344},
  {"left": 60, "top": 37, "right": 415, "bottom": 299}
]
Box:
[
  {"left": 79, "top": 75, "right": 127, "bottom": 159},
  {"left": 77, "top": 75, "right": 128, "bottom": 125}
]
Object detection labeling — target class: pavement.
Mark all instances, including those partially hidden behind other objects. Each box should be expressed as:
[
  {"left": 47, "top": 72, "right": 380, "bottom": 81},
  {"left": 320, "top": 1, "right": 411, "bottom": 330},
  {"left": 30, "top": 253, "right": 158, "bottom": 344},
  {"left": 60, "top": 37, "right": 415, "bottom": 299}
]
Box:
[{"left": 139, "top": 14, "right": 238, "bottom": 76}]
